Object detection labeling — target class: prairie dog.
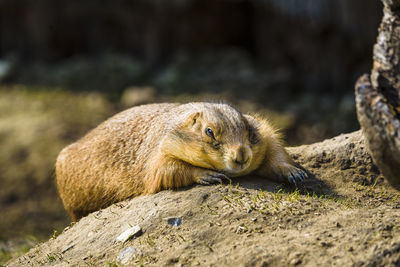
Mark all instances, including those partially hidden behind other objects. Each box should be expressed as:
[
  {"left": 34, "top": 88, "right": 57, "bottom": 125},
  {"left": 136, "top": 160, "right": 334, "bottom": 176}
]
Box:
[{"left": 56, "top": 102, "right": 306, "bottom": 220}]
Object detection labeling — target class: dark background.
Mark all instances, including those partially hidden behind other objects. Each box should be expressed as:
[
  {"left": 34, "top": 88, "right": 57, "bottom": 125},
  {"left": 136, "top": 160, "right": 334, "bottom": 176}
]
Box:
[
  {"left": 0, "top": 0, "right": 382, "bottom": 141},
  {"left": 0, "top": 0, "right": 382, "bottom": 262}
]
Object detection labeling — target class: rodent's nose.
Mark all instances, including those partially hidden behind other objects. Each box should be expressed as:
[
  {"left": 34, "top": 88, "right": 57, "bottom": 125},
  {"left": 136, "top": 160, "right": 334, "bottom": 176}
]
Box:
[
  {"left": 234, "top": 158, "right": 249, "bottom": 165},
  {"left": 233, "top": 146, "right": 249, "bottom": 165}
]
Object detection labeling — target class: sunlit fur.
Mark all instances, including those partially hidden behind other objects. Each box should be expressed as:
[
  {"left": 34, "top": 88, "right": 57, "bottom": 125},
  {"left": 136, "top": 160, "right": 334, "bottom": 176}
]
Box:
[{"left": 56, "top": 102, "right": 297, "bottom": 221}]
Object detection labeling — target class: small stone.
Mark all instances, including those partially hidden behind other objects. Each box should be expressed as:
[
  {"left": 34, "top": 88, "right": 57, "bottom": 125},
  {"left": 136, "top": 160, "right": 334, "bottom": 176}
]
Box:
[
  {"left": 236, "top": 226, "right": 247, "bottom": 234},
  {"left": 290, "top": 258, "right": 302, "bottom": 265},
  {"left": 166, "top": 217, "right": 182, "bottom": 226},
  {"left": 117, "top": 246, "right": 140, "bottom": 265},
  {"left": 116, "top": 225, "right": 142, "bottom": 242}
]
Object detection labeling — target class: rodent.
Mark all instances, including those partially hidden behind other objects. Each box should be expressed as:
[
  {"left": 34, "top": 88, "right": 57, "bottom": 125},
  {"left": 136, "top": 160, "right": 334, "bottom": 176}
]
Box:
[{"left": 56, "top": 102, "right": 307, "bottom": 221}]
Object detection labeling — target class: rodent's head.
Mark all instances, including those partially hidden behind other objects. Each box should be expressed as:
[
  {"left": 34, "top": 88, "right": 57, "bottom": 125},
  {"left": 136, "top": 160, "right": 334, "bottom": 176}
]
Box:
[{"left": 163, "top": 103, "right": 265, "bottom": 176}]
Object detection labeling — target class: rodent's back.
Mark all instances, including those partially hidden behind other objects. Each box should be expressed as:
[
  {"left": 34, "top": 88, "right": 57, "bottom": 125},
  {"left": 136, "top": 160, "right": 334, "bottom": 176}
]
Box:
[{"left": 56, "top": 103, "right": 180, "bottom": 219}]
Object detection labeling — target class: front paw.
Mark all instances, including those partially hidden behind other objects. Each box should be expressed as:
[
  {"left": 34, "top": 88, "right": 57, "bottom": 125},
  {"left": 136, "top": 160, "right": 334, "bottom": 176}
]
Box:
[
  {"left": 195, "top": 170, "right": 231, "bottom": 185},
  {"left": 278, "top": 164, "right": 308, "bottom": 186}
]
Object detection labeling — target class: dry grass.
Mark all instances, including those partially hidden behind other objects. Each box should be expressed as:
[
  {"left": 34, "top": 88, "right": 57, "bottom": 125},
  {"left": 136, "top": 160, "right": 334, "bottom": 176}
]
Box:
[{"left": 0, "top": 85, "right": 115, "bottom": 250}]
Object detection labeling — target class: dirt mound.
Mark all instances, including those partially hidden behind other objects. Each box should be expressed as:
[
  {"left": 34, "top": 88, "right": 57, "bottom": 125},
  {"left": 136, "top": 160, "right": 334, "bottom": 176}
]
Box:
[{"left": 7, "top": 131, "right": 400, "bottom": 266}]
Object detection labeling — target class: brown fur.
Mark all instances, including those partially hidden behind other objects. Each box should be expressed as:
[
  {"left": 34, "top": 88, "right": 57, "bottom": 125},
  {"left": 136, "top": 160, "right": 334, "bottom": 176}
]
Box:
[{"left": 56, "top": 102, "right": 306, "bottom": 221}]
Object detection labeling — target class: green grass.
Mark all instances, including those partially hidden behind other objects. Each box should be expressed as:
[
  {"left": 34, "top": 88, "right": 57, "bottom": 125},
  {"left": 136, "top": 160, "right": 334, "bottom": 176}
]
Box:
[
  {"left": 0, "top": 249, "right": 13, "bottom": 266},
  {"left": 220, "top": 182, "right": 361, "bottom": 218}
]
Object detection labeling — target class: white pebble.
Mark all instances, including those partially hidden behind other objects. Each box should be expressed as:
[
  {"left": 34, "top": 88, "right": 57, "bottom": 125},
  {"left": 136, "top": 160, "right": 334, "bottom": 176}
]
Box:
[
  {"left": 116, "top": 225, "right": 142, "bottom": 242},
  {"left": 117, "top": 246, "right": 139, "bottom": 265}
]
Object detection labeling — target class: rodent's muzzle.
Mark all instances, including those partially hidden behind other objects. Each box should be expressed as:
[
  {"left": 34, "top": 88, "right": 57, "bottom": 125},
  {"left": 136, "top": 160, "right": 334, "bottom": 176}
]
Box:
[
  {"left": 232, "top": 146, "right": 249, "bottom": 166},
  {"left": 225, "top": 144, "right": 252, "bottom": 173}
]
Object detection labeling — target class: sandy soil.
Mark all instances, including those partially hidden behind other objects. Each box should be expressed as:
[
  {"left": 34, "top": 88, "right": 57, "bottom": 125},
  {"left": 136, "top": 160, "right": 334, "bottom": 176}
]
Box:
[{"left": 6, "top": 131, "right": 400, "bottom": 266}]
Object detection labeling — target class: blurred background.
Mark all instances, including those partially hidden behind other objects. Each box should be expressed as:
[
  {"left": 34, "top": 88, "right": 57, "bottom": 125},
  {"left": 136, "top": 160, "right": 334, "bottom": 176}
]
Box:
[{"left": 0, "top": 0, "right": 382, "bottom": 262}]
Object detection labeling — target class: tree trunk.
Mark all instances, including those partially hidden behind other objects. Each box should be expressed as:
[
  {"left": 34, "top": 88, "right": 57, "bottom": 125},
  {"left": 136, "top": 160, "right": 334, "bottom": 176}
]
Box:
[{"left": 355, "top": 0, "right": 400, "bottom": 189}]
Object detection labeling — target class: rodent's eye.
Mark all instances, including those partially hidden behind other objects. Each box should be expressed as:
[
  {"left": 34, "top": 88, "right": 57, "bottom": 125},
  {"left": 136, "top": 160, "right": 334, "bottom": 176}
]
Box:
[{"left": 205, "top": 127, "right": 215, "bottom": 139}]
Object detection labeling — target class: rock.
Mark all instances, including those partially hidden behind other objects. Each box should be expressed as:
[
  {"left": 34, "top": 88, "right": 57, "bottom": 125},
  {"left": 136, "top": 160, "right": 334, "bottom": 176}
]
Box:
[
  {"left": 166, "top": 217, "right": 182, "bottom": 226},
  {"left": 116, "top": 225, "right": 142, "bottom": 242},
  {"left": 117, "top": 246, "right": 140, "bottom": 265},
  {"left": 290, "top": 258, "right": 302, "bottom": 265},
  {"left": 236, "top": 226, "right": 247, "bottom": 234}
]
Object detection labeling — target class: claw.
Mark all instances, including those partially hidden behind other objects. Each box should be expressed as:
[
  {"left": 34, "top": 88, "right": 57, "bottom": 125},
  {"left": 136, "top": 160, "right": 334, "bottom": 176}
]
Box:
[
  {"left": 197, "top": 171, "right": 231, "bottom": 185},
  {"left": 285, "top": 166, "right": 308, "bottom": 186},
  {"left": 293, "top": 169, "right": 305, "bottom": 182},
  {"left": 198, "top": 176, "right": 223, "bottom": 185},
  {"left": 211, "top": 173, "right": 231, "bottom": 183},
  {"left": 288, "top": 175, "right": 297, "bottom": 186}
]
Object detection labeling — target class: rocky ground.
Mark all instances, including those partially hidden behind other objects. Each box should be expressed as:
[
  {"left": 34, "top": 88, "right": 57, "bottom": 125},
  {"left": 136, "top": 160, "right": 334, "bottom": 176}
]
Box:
[{"left": 6, "top": 131, "right": 400, "bottom": 266}]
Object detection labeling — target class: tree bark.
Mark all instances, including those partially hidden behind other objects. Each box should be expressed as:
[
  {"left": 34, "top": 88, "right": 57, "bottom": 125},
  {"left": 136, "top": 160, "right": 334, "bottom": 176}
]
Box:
[{"left": 355, "top": 0, "right": 400, "bottom": 189}]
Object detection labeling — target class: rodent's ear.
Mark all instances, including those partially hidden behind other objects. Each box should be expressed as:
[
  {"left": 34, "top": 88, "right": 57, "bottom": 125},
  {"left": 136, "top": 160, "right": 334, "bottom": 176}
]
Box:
[
  {"left": 244, "top": 114, "right": 262, "bottom": 143},
  {"left": 244, "top": 114, "right": 258, "bottom": 128},
  {"left": 186, "top": 112, "right": 202, "bottom": 127},
  {"left": 182, "top": 112, "right": 203, "bottom": 131}
]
